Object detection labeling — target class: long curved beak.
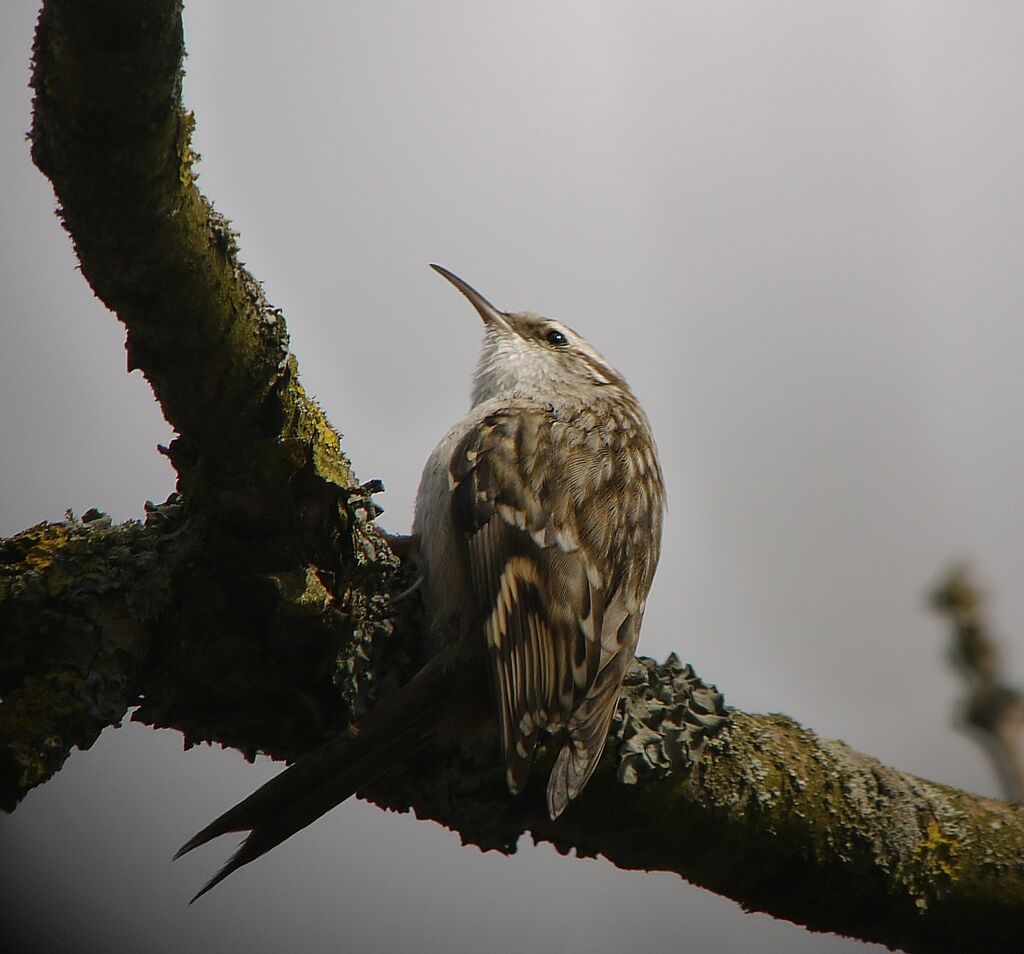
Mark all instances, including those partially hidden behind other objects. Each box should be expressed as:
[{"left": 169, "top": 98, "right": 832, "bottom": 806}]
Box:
[{"left": 430, "top": 264, "right": 509, "bottom": 330}]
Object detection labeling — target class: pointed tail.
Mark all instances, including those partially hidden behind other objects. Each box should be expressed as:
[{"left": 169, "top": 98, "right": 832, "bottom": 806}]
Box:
[{"left": 176, "top": 655, "right": 468, "bottom": 902}]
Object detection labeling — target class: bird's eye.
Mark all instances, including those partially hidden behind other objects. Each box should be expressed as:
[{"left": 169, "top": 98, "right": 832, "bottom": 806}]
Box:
[{"left": 545, "top": 329, "right": 569, "bottom": 347}]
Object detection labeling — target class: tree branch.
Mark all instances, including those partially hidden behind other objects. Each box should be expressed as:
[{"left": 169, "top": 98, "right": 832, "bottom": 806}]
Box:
[
  {"left": 5, "top": 3, "right": 1022, "bottom": 952},
  {"left": 3, "top": 510, "right": 1022, "bottom": 952}
]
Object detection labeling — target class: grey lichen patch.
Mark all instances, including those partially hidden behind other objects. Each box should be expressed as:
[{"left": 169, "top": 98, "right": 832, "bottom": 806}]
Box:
[
  {"left": 614, "top": 653, "right": 728, "bottom": 785},
  {"left": 812, "top": 735, "right": 972, "bottom": 913},
  {"left": 802, "top": 739, "right": 906, "bottom": 865},
  {"left": 334, "top": 481, "right": 402, "bottom": 720}
]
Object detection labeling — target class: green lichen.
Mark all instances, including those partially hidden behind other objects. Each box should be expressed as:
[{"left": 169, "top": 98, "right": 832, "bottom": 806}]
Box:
[
  {"left": 920, "top": 820, "right": 962, "bottom": 881},
  {"left": 0, "top": 670, "right": 91, "bottom": 807}
]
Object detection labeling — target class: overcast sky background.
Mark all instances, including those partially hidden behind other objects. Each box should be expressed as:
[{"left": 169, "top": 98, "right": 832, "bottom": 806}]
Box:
[{"left": 2, "top": 3, "right": 1023, "bottom": 952}]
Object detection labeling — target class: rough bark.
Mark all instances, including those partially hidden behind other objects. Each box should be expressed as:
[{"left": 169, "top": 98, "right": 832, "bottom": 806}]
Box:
[{"left": 3, "top": 2, "right": 1022, "bottom": 952}]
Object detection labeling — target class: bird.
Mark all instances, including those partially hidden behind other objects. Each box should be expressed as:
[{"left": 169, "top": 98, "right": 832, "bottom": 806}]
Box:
[{"left": 176, "top": 265, "right": 665, "bottom": 901}]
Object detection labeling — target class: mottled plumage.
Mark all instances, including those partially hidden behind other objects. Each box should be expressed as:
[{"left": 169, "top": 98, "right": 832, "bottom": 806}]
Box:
[{"left": 177, "top": 266, "right": 665, "bottom": 899}]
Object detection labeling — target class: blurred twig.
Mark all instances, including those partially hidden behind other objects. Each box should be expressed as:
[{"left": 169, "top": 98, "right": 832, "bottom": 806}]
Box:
[{"left": 931, "top": 566, "right": 1024, "bottom": 802}]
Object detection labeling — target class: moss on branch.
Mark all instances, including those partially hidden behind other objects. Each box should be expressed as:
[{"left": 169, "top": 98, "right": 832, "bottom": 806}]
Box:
[{"left": 0, "top": 510, "right": 169, "bottom": 810}]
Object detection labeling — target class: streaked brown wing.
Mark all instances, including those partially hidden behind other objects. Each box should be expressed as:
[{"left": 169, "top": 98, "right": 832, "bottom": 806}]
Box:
[{"left": 449, "top": 407, "right": 611, "bottom": 797}]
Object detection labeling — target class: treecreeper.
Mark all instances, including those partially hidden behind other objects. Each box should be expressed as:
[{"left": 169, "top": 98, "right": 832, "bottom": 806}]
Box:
[{"left": 177, "top": 266, "right": 666, "bottom": 900}]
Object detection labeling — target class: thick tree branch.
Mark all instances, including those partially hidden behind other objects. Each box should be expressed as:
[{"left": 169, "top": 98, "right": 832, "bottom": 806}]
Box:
[
  {"left": 33, "top": 1, "right": 308, "bottom": 456},
  {"left": 30, "top": 0, "right": 368, "bottom": 566},
  {"left": 2, "top": 514, "right": 1022, "bottom": 952},
  {"left": 5, "top": 2, "right": 1022, "bottom": 952},
  {"left": 26, "top": 0, "right": 402, "bottom": 775}
]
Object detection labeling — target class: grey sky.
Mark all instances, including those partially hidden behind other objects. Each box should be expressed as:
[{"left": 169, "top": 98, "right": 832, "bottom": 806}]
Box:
[{"left": 2, "top": 2, "right": 1023, "bottom": 951}]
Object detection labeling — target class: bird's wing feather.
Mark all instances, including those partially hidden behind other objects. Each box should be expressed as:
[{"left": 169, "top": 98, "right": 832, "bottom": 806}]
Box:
[
  {"left": 450, "top": 408, "right": 617, "bottom": 799},
  {"left": 548, "top": 603, "right": 642, "bottom": 817}
]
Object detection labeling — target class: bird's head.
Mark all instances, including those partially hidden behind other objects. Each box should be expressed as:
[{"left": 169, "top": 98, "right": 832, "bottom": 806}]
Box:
[{"left": 430, "top": 265, "right": 628, "bottom": 407}]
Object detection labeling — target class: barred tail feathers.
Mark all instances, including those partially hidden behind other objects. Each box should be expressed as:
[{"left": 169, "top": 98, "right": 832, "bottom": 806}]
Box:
[{"left": 545, "top": 647, "right": 634, "bottom": 820}]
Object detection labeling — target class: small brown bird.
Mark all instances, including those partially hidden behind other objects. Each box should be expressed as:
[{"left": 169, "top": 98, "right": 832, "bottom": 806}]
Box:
[{"left": 177, "top": 266, "right": 665, "bottom": 900}]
